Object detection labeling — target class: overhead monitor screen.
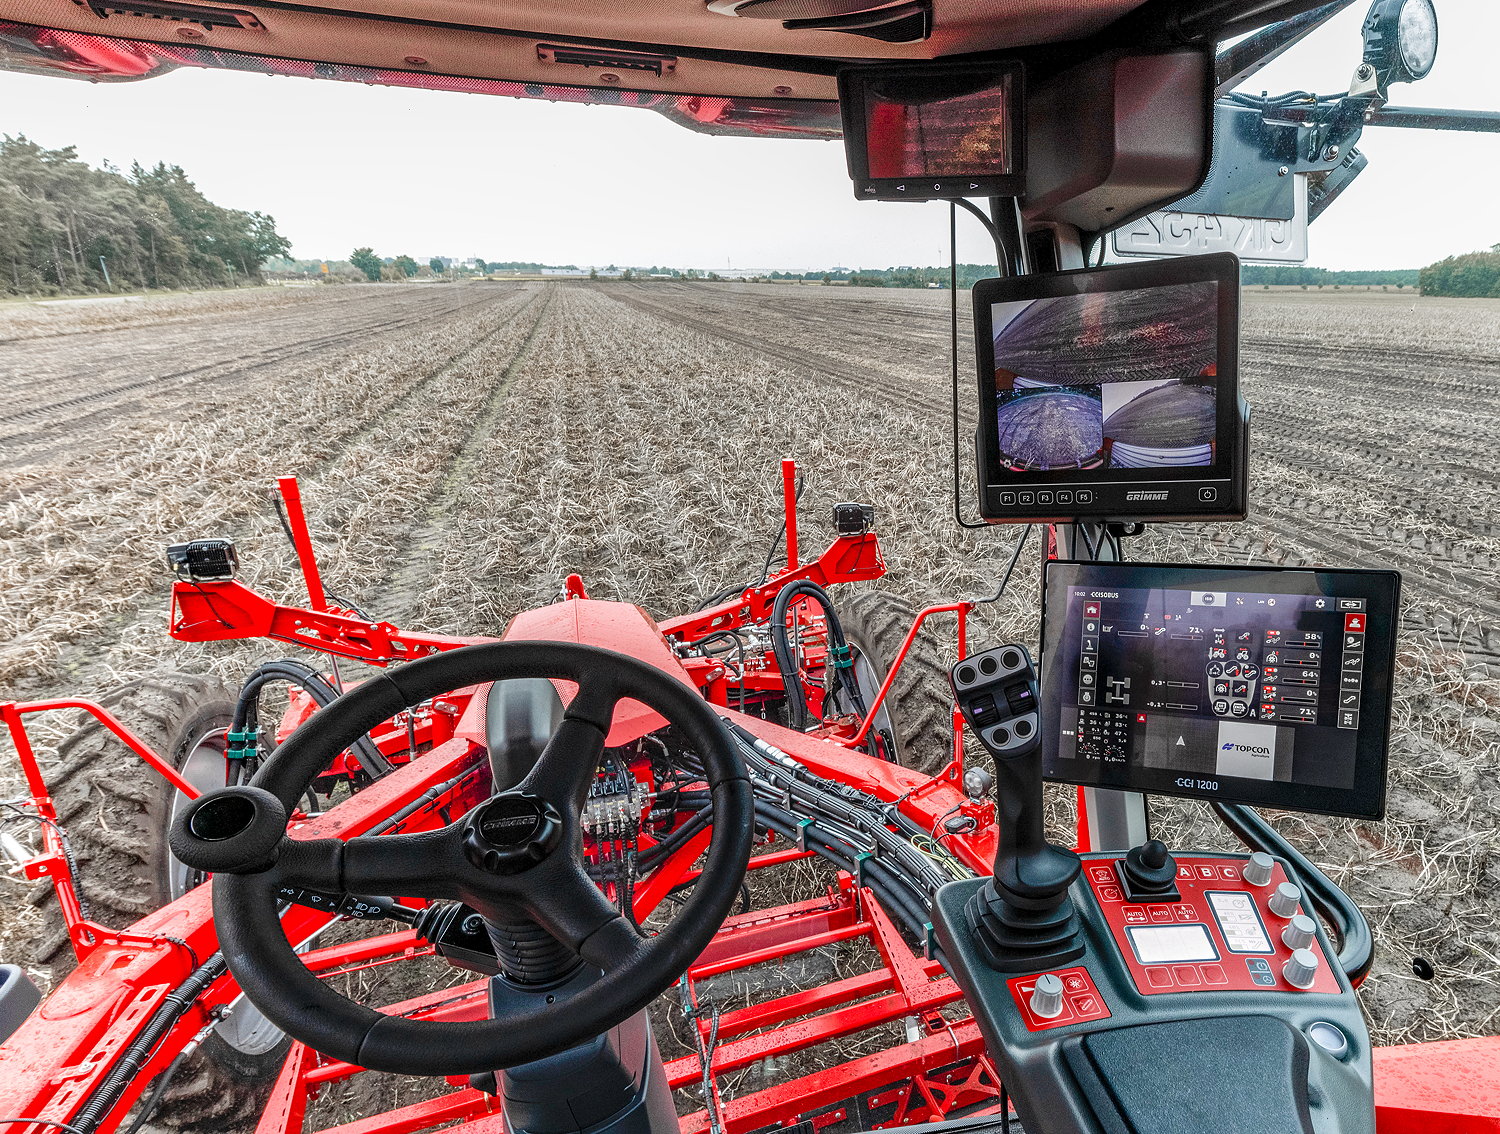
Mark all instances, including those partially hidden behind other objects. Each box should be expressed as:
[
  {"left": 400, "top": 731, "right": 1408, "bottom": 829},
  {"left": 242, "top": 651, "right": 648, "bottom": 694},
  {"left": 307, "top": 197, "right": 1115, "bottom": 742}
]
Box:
[
  {"left": 1040, "top": 562, "right": 1400, "bottom": 820},
  {"left": 972, "top": 255, "right": 1247, "bottom": 523},
  {"left": 839, "top": 62, "right": 1025, "bottom": 201}
]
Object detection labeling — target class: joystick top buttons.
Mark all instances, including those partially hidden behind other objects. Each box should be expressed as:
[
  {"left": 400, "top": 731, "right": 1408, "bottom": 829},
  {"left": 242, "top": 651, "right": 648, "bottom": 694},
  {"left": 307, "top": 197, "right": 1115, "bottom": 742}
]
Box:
[
  {"left": 1030, "top": 974, "right": 1065, "bottom": 1019},
  {"left": 1283, "top": 948, "right": 1320, "bottom": 989},
  {"left": 1268, "top": 882, "right": 1303, "bottom": 918},
  {"left": 1282, "top": 914, "right": 1317, "bottom": 951},
  {"left": 1243, "top": 851, "right": 1275, "bottom": 887}
]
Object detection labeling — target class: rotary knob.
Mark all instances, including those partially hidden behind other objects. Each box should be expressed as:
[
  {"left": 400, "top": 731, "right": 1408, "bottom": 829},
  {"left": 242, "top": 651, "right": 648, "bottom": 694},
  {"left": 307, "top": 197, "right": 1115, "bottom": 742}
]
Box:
[
  {"left": 1242, "top": 851, "right": 1275, "bottom": 887},
  {"left": 1268, "top": 882, "right": 1302, "bottom": 918},
  {"left": 1029, "top": 973, "right": 1064, "bottom": 1019},
  {"left": 1282, "top": 913, "right": 1317, "bottom": 951},
  {"left": 1283, "top": 947, "right": 1320, "bottom": 989}
]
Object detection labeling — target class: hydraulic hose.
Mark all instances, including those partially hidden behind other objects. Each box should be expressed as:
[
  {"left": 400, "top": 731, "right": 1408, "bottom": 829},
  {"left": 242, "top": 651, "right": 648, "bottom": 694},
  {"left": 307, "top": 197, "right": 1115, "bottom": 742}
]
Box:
[
  {"left": 769, "top": 580, "right": 867, "bottom": 729},
  {"left": 234, "top": 659, "right": 392, "bottom": 780},
  {"left": 1213, "top": 803, "right": 1374, "bottom": 984}
]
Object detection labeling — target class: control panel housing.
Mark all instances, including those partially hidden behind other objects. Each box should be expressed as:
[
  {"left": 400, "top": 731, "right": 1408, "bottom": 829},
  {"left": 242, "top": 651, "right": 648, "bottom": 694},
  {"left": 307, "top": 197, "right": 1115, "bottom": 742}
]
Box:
[{"left": 934, "top": 851, "right": 1374, "bottom": 1134}]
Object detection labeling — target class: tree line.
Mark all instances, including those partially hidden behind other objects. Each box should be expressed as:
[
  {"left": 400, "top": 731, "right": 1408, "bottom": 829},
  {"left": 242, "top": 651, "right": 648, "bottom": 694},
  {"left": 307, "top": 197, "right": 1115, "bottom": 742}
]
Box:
[
  {"left": 1418, "top": 246, "right": 1500, "bottom": 298},
  {"left": 0, "top": 136, "right": 290, "bottom": 297},
  {"left": 1239, "top": 265, "right": 1419, "bottom": 287}
]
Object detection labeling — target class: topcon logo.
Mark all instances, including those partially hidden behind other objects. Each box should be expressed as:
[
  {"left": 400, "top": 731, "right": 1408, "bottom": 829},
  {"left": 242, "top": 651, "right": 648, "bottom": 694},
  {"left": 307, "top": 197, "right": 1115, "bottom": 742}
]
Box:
[
  {"left": 1125, "top": 490, "right": 1170, "bottom": 502},
  {"left": 1221, "top": 741, "right": 1272, "bottom": 756}
]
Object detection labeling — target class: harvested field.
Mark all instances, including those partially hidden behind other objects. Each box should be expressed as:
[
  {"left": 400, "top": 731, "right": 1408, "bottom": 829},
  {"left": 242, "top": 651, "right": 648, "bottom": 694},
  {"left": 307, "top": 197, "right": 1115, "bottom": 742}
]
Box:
[{"left": 1, "top": 280, "right": 1497, "bottom": 1065}]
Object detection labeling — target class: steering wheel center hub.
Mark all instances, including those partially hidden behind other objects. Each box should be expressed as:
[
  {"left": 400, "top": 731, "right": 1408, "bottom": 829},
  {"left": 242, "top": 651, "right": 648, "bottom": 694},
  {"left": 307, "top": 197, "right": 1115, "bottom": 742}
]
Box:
[{"left": 464, "top": 791, "right": 563, "bottom": 874}]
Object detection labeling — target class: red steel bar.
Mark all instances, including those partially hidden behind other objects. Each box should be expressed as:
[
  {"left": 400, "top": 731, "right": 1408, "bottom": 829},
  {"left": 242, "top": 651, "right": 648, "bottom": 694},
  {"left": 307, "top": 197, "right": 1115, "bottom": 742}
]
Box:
[
  {"left": 845, "top": 603, "right": 970, "bottom": 749},
  {"left": 312, "top": 1089, "right": 498, "bottom": 1134},
  {"left": 781, "top": 457, "right": 799, "bottom": 571},
  {"left": 689, "top": 921, "right": 870, "bottom": 980},
  {"left": 277, "top": 475, "right": 329, "bottom": 613},
  {"left": 2, "top": 698, "right": 201, "bottom": 801}
]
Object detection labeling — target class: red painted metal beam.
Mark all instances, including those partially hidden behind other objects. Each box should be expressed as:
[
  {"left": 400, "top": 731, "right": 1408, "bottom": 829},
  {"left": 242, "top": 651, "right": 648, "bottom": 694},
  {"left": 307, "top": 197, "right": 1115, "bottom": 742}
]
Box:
[
  {"left": 1374, "top": 1037, "right": 1500, "bottom": 1132},
  {"left": 312, "top": 1089, "right": 499, "bottom": 1134},
  {"left": 690, "top": 922, "right": 872, "bottom": 981},
  {"left": 255, "top": 1042, "right": 315, "bottom": 1134},
  {"left": 691, "top": 893, "right": 860, "bottom": 970},
  {"left": 707, "top": 969, "right": 893, "bottom": 1045}
]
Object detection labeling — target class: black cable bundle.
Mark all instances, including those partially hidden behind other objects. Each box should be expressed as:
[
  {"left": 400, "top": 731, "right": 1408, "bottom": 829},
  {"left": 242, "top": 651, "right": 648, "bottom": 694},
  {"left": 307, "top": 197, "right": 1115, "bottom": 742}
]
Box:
[
  {"left": 233, "top": 658, "right": 391, "bottom": 780},
  {"left": 769, "top": 579, "right": 867, "bottom": 729}
]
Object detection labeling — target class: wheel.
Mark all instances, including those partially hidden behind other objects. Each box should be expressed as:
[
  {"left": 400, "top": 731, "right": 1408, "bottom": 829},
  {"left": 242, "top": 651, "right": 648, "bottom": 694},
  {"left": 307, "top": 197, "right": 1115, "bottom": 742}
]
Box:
[
  {"left": 838, "top": 591, "right": 956, "bottom": 775},
  {"left": 26, "top": 674, "right": 289, "bottom": 1130}
]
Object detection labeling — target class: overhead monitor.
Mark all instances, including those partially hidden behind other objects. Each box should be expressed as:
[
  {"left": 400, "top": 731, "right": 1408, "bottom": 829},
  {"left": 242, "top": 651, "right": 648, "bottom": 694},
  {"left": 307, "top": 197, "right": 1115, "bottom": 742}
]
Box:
[
  {"left": 838, "top": 61, "right": 1025, "bottom": 201},
  {"left": 972, "top": 254, "right": 1248, "bottom": 523},
  {"left": 1039, "top": 561, "right": 1400, "bottom": 820}
]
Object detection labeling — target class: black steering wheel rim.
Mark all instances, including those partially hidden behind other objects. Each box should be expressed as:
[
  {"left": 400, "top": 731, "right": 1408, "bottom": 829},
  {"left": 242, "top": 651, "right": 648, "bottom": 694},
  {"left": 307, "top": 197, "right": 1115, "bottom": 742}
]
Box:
[{"left": 213, "top": 640, "right": 754, "bottom": 1075}]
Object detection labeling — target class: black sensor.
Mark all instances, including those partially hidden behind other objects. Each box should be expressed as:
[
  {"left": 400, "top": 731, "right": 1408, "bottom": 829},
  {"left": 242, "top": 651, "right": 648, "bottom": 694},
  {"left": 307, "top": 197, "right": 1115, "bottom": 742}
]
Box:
[{"left": 167, "top": 538, "right": 239, "bottom": 582}]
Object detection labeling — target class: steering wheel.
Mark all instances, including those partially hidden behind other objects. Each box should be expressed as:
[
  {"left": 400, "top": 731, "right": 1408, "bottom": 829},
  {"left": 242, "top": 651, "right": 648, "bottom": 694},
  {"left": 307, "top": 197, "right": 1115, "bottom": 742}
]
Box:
[{"left": 170, "top": 641, "right": 754, "bottom": 1075}]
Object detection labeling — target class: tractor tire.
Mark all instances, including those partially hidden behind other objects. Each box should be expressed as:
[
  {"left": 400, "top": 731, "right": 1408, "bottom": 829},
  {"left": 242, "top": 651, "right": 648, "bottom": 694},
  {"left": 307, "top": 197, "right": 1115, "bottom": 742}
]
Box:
[
  {"left": 838, "top": 591, "right": 956, "bottom": 775},
  {"left": 26, "top": 674, "right": 287, "bottom": 1131}
]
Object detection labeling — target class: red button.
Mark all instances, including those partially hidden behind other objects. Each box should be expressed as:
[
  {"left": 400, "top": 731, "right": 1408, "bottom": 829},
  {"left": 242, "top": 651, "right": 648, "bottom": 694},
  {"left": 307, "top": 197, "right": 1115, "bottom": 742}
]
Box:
[
  {"left": 1177, "top": 865, "right": 1194, "bottom": 880},
  {"left": 1124, "top": 907, "right": 1147, "bottom": 924},
  {"left": 1197, "top": 866, "right": 1217, "bottom": 879},
  {"left": 1175, "top": 905, "right": 1197, "bottom": 922},
  {"left": 1089, "top": 866, "right": 1115, "bottom": 883},
  {"left": 1070, "top": 993, "right": 1101, "bottom": 1015},
  {"left": 1136, "top": 713, "right": 1148, "bottom": 724},
  {"left": 1149, "top": 905, "right": 1172, "bottom": 922},
  {"left": 1219, "top": 866, "right": 1241, "bottom": 881},
  {"left": 1202, "top": 964, "right": 1228, "bottom": 985},
  {"left": 1145, "top": 968, "right": 1174, "bottom": 988},
  {"left": 1099, "top": 886, "right": 1123, "bottom": 902},
  {"left": 1172, "top": 966, "right": 1202, "bottom": 987},
  {"left": 1085, "top": 603, "right": 1101, "bottom": 617},
  {"left": 1345, "top": 613, "right": 1365, "bottom": 633},
  {"left": 1064, "top": 973, "right": 1089, "bottom": 993}
]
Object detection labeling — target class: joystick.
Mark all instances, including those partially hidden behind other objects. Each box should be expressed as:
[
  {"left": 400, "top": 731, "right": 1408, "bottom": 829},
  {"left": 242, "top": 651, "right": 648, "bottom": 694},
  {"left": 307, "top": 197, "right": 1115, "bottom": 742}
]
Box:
[
  {"left": 950, "top": 646, "right": 1083, "bottom": 973},
  {"left": 1118, "top": 838, "right": 1181, "bottom": 903}
]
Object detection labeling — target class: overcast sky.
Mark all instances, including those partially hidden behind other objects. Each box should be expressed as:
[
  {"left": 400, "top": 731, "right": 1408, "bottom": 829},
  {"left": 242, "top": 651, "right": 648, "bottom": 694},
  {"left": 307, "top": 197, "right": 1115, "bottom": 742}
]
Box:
[{"left": 1, "top": 2, "right": 1496, "bottom": 270}]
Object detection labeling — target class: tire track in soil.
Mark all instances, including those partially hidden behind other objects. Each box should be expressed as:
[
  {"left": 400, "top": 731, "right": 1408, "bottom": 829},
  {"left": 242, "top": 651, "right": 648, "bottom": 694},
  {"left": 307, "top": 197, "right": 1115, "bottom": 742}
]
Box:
[
  {"left": 0, "top": 290, "right": 504, "bottom": 440},
  {"left": 377, "top": 288, "right": 558, "bottom": 617},
  {"left": 295, "top": 287, "right": 546, "bottom": 480},
  {"left": 605, "top": 288, "right": 944, "bottom": 419},
  {"left": 6, "top": 286, "right": 546, "bottom": 698},
  {"left": 0, "top": 289, "right": 529, "bottom": 474},
  {"left": 0, "top": 284, "right": 469, "bottom": 403}
]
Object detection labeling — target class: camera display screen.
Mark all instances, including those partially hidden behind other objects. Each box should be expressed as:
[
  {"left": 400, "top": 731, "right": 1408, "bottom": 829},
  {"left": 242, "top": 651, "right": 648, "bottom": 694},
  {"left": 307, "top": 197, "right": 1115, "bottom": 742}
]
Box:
[
  {"left": 972, "top": 255, "right": 1246, "bottom": 523},
  {"left": 1039, "top": 561, "right": 1400, "bottom": 819},
  {"left": 990, "top": 280, "right": 1218, "bottom": 470},
  {"left": 839, "top": 62, "right": 1025, "bottom": 200},
  {"left": 862, "top": 75, "right": 1017, "bottom": 180}
]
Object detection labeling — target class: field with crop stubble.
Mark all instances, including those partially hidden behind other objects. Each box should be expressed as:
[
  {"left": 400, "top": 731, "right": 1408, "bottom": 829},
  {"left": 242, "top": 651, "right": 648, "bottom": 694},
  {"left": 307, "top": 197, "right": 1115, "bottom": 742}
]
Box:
[{"left": 2, "top": 280, "right": 1497, "bottom": 1064}]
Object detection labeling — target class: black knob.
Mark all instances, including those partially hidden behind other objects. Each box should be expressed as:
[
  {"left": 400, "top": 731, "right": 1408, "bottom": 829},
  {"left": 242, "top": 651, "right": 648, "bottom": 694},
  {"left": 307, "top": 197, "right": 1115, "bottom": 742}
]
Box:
[
  {"left": 1119, "top": 839, "right": 1181, "bottom": 902},
  {"left": 168, "top": 785, "right": 287, "bottom": 875}
]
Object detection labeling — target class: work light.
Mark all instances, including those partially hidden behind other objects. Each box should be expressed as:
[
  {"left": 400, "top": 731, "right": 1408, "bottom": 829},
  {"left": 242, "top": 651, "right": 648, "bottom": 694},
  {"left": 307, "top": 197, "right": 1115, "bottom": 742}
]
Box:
[{"left": 1363, "top": 0, "right": 1439, "bottom": 87}]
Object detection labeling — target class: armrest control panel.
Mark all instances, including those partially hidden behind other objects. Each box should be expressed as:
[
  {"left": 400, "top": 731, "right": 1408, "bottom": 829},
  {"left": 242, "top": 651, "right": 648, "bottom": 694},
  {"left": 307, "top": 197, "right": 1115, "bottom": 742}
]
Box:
[{"left": 934, "top": 851, "right": 1374, "bottom": 1134}]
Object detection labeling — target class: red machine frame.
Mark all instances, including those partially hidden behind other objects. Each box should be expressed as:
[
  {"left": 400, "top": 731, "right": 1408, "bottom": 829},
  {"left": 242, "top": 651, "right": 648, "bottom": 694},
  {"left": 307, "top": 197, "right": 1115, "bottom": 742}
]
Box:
[{"left": 3, "top": 467, "right": 1498, "bottom": 1134}]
